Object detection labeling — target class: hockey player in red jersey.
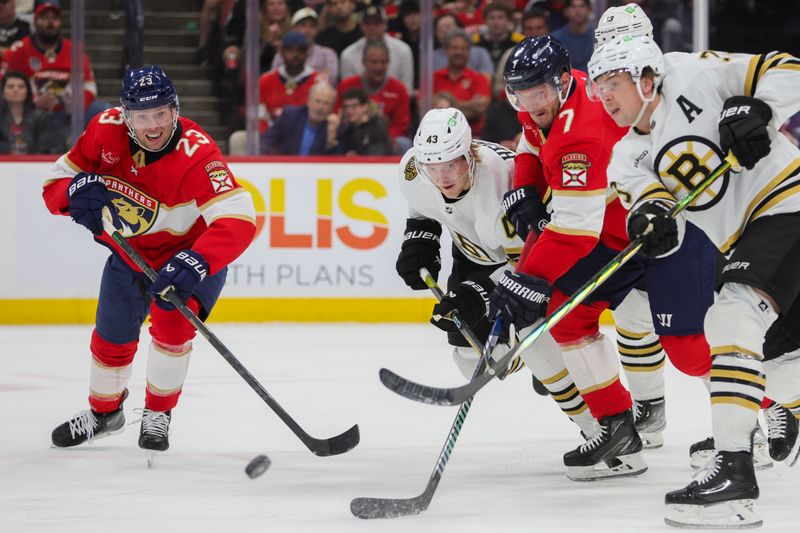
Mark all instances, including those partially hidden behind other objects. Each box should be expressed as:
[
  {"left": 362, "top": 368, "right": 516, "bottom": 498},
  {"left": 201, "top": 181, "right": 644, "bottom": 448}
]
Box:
[
  {"left": 45, "top": 65, "right": 256, "bottom": 459},
  {"left": 489, "top": 35, "right": 714, "bottom": 480}
]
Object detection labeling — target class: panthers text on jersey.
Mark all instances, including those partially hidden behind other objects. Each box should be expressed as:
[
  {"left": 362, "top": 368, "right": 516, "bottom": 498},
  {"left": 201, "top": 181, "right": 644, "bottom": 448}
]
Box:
[
  {"left": 399, "top": 141, "right": 523, "bottom": 268},
  {"left": 514, "top": 70, "right": 630, "bottom": 284},
  {"left": 608, "top": 51, "right": 800, "bottom": 253},
  {"left": 42, "top": 107, "right": 256, "bottom": 273}
]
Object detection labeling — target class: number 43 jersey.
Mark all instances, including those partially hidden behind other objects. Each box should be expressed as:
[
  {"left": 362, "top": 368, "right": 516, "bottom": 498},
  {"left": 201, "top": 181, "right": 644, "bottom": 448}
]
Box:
[
  {"left": 42, "top": 107, "right": 256, "bottom": 273},
  {"left": 398, "top": 141, "right": 523, "bottom": 267},
  {"left": 608, "top": 51, "right": 800, "bottom": 254}
]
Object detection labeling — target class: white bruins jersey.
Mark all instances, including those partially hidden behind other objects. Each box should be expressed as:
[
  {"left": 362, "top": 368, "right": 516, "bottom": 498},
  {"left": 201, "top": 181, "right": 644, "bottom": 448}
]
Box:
[
  {"left": 609, "top": 50, "right": 800, "bottom": 253},
  {"left": 399, "top": 141, "right": 523, "bottom": 266}
]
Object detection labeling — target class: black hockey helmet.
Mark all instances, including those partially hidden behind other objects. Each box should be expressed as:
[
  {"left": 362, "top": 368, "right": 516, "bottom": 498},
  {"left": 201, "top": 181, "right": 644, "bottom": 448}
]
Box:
[{"left": 503, "top": 35, "right": 571, "bottom": 93}]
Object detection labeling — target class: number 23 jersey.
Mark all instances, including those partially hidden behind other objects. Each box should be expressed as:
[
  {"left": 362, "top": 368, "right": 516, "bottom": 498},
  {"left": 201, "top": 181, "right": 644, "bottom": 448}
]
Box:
[{"left": 42, "top": 107, "right": 256, "bottom": 273}]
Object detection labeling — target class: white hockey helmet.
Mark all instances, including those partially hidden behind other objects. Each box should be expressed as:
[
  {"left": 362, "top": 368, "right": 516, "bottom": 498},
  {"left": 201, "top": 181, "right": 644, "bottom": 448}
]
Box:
[
  {"left": 594, "top": 3, "right": 653, "bottom": 49},
  {"left": 414, "top": 108, "right": 475, "bottom": 181},
  {"left": 588, "top": 34, "right": 664, "bottom": 96}
]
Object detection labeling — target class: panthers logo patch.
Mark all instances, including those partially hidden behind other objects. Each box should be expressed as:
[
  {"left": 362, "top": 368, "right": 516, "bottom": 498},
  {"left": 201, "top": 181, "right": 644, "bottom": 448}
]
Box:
[
  {"left": 104, "top": 177, "right": 158, "bottom": 236},
  {"left": 209, "top": 169, "right": 235, "bottom": 193},
  {"left": 561, "top": 153, "right": 591, "bottom": 188},
  {"left": 404, "top": 156, "right": 418, "bottom": 181}
]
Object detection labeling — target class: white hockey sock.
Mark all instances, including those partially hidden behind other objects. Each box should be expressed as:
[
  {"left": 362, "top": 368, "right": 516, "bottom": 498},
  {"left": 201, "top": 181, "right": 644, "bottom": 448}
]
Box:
[
  {"left": 89, "top": 356, "right": 133, "bottom": 403},
  {"left": 146, "top": 340, "right": 192, "bottom": 399},
  {"left": 711, "top": 353, "right": 765, "bottom": 452},
  {"left": 616, "top": 327, "right": 665, "bottom": 401}
]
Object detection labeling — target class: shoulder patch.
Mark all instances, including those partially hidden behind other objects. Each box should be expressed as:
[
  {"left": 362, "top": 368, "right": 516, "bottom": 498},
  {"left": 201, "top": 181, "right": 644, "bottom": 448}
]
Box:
[
  {"left": 561, "top": 153, "right": 591, "bottom": 188},
  {"left": 208, "top": 167, "right": 235, "bottom": 193},
  {"left": 404, "top": 157, "right": 418, "bottom": 181},
  {"left": 204, "top": 160, "right": 225, "bottom": 173}
]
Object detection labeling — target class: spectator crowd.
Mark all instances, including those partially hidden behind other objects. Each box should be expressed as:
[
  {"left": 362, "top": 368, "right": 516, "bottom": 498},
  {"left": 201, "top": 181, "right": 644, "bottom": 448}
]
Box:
[{"left": 0, "top": 0, "right": 797, "bottom": 156}]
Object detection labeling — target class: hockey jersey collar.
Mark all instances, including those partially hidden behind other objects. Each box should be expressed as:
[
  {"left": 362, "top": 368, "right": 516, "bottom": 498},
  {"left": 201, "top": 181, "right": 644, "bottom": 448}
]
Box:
[
  {"left": 128, "top": 121, "right": 184, "bottom": 166},
  {"left": 31, "top": 33, "right": 63, "bottom": 56}
]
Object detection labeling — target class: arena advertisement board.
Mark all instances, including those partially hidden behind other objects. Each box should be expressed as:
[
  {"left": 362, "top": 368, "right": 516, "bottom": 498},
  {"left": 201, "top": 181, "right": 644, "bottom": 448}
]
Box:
[{"left": 0, "top": 158, "right": 453, "bottom": 323}]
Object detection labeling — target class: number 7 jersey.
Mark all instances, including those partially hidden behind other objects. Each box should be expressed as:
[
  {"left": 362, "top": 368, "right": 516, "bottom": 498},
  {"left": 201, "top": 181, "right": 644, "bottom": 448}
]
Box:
[{"left": 42, "top": 107, "right": 256, "bottom": 273}]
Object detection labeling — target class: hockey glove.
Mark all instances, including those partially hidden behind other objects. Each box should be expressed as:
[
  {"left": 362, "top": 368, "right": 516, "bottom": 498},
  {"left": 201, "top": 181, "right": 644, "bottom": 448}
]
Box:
[
  {"left": 489, "top": 270, "right": 551, "bottom": 337},
  {"left": 67, "top": 172, "right": 120, "bottom": 236},
  {"left": 150, "top": 250, "right": 209, "bottom": 310},
  {"left": 718, "top": 96, "right": 773, "bottom": 170},
  {"left": 431, "top": 279, "right": 492, "bottom": 333},
  {"left": 501, "top": 186, "right": 549, "bottom": 240},
  {"left": 396, "top": 218, "right": 442, "bottom": 290},
  {"left": 627, "top": 201, "right": 678, "bottom": 258}
]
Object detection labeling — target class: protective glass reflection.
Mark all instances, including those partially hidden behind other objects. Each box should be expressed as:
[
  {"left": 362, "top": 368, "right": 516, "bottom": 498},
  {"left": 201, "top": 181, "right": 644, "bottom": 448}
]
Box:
[
  {"left": 586, "top": 69, "right": 633, "bottom": 101},
  {"left": 128, "top": 107, "right": 174, "bottom": 129},
  {"left": 505, "top": 82, "right": 560, "bottom": 112}
]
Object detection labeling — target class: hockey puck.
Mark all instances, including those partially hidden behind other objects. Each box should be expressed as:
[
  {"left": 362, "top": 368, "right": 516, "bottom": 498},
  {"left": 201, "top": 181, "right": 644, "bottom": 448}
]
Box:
[{"left": 245, "top": 455, "right": 271, "bottom": 479}]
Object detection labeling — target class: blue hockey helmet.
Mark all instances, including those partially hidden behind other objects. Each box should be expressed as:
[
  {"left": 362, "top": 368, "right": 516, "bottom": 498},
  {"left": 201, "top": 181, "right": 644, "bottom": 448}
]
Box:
[
  {"left": 504, "top": 35, "right": 572, "bottom": 111},
  {"left": 121, "top": 65, "right": 178, "bottom": 110},
  {"left": 120, "top": 65, "right": 180, "bottom": 150}
]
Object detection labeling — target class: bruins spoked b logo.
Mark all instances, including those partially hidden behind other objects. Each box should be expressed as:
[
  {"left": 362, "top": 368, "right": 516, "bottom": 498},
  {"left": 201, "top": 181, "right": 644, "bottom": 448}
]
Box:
[{"left": 654, "top": 136, "right": 730, "bottom": 211}]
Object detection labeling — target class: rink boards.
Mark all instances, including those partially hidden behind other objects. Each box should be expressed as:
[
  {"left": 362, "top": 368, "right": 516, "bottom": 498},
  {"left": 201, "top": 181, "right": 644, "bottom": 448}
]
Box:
[{"left": 0, "top": 157, "right": 613, "bottom": 325}]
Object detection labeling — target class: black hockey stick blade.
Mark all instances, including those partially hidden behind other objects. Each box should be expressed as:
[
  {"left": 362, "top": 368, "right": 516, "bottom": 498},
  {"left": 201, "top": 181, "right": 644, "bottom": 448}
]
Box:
[
  {"left": 350, "top": 492, "right": 433, "bottom": 519},
  {"left": 305, "top": 423, "right": 360, "bottom": 456},
  {"left": 378, "top": 366, "right": 495, "bottom": 406}
]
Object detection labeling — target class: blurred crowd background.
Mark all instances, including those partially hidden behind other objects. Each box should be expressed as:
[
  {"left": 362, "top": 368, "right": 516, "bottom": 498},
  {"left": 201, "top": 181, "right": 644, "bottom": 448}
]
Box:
[{"left": 0, "top": 0, "right": 798, "bottom": 156}]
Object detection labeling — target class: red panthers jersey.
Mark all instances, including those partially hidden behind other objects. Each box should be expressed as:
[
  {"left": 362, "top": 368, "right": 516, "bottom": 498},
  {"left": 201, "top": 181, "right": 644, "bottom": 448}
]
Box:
[
  {"left": 514, "top": 70, "right": 630, "bottom": 284},
  {"left": 2, "top": 35, "right": 96, "bottom": 110},
  {"left": 42, "top": 108, "right": 256, "bottom": 274}
]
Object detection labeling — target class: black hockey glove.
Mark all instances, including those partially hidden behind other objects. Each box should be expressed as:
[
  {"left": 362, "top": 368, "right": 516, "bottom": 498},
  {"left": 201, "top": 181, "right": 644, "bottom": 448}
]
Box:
[
  {"left": 431, "top": 278, "right": 492, "bottom": 333},
  {"left": 150, "top": 249, "right": 209, "bottom": 310},
  {"left": 627, "top": 201, "right": 678, "bottom": 258},
  {"left": 489, "top": 270, "right": 551, "bottom": 336},
  {"left": 501, "top": 186, "right": 550, "bottom": 240},
  {"left": 718, "top": 96, "right": 773, "bottom": 170},
  {"left": 396, "top": 218, "right": 442, "bottom": 290},
  {"left": 67, "top": 172, "right": 121, "bottom": 236}
]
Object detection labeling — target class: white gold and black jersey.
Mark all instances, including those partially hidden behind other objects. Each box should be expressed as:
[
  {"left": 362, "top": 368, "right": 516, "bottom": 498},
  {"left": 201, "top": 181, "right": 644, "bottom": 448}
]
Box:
[
  {"left": 398, "top": 141, "right": 522, "bottom": 267},
  {"left": 609, "top": 50, "right": 800, "bottom": 253}
]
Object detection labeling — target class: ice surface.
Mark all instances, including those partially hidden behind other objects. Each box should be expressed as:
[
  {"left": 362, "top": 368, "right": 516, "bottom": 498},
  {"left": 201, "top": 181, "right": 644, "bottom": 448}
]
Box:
[{"left": 1, "top": 324, "right": 797, "bottom": 532}]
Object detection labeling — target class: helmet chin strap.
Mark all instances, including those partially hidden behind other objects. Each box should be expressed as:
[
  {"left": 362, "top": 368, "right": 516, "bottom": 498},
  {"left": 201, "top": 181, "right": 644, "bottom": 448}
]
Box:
[{"left": 630, "top": 78, "right": 655, "bottom": 128}]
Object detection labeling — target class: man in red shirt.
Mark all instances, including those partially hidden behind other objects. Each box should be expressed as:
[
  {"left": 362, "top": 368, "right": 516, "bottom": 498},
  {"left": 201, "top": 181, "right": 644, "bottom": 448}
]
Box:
[
  {"left": 336, "top": 40, "right": 410, "bottom": 153},
  {"left": 258, "top": 31, "right": 320, "bottom": 132},
  {"left": 2, "top": 1, "right": 97, "bottom": 115},
  {"left": 432, "top": 29, "right": 490, "bottom": 136}
]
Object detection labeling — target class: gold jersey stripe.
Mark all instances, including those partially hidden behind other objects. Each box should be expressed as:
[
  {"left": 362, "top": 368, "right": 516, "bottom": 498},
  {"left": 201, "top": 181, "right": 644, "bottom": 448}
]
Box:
[
  {"left": 622, "top": 360, "right": 666, "bottom": 372},
  {"left": 540, "top": 367, "right": 569, "bottom": 385},
  {"left": 551, "top": 385, "right": 578, "bottom": 401},
  {"left": 618, "top": 344, "right": 664, "bottom": 356},
  {"left": 579, "top": 375, "right": 620, "bottom": 395},
  {"left": 551, "top": 188, "right": 607, "bottom": 197},
  {"left": 710, "top": 345, "right": 762, "bottom": 358},
  {"left": 711, "top": 396, "right": 761, "bottom": 411},
  {"left": 710, "top": 369, "right": 766, "bottom": 387},
  {"left": 563, "top": 404, "right": 588, "bottom": 416},
  {"left": 546, "top": 225, "right": 600, "bottom": 239},
  {"left": 146, "top": 382, "right": 183, "bottom": 396}
]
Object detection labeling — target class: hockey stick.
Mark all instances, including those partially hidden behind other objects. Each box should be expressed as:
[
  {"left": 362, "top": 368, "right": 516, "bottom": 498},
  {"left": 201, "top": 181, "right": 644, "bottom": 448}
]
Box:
[
  {"left": 379, "top": 154, "right": 740, "bottom": 406},
  {"left": 99, "top": 208, "right": 360, "bottom": 457},
  {"left": 350, "top": 270, "right": 502, "bottom": 518}
]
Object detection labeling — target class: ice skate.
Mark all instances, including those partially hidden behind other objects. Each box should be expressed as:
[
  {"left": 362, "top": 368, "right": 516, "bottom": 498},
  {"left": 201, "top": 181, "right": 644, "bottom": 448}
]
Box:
[
  {"left": 633, "top": 397, "right": 666, "bottom": 449},
  {"left": 764, "top": 403, "right": 800, "bottom": 464},
  {"left": 690, "top": 427, "right": 773, "bottom": 471},
  {"left": 138, "top": 409, "right": 171, "bottom": 468},
  {"left": 563, "top": 409, "right": 647, "bottom": 481},
  {"left": 51, "top": 390, "right": 128, "bottom": 448},
  {"left": 665, "top": 450, "right": 761, "bottom": 528}
]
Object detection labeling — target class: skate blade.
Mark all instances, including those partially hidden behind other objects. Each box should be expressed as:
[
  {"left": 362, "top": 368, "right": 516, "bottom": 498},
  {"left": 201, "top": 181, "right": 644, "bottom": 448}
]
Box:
[
  {"left": 664, "top": 499, "right": 762, "bottom": 529},
  {"left": 49, "top": 426, "right": 125, "bottom": 449},
  {"left": 145, "top": 450, "right": 162, "bottom": 468},
  {"left": 639, "top": 431, "right": 664, "bottom": 449},
  {"left": 566, "top": 452, "right": 648, "bottom": 481},
  {"left": 690, "top": 449, "right": 773, "bottom": 471}
]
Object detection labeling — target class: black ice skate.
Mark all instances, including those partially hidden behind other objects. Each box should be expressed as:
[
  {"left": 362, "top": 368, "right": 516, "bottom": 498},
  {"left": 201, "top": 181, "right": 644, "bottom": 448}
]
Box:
[
  {"left": 633, "top": 397, "right": 666, "bottom": 449},
  {"left": 563, "top": 409, "right": 647, "bottom": 481},
  {"left": 51, "top": 390, "right": 128, "bottom": 448},
  {"left": 765, "top": 403, "right": 800, "bottom": 464},
  {"left": 665, "top": 450, "right": 761, "bottom": 528},
  {"left": 690, "top": 426, "right": 773, "bottom": 471},
  {"left": 138, "top": 408, "right": 171, "bottom": 468}
]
